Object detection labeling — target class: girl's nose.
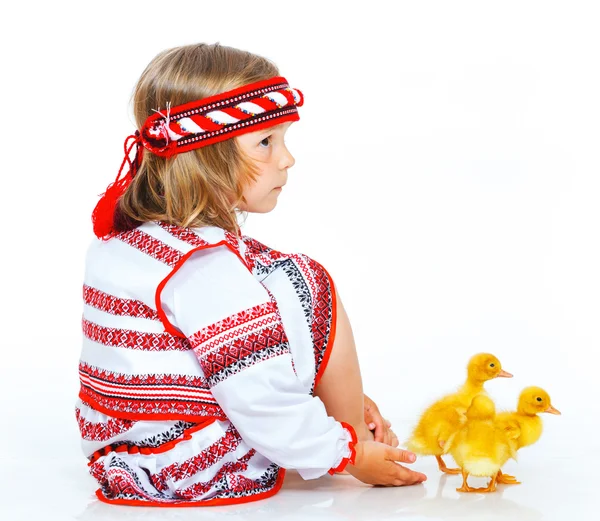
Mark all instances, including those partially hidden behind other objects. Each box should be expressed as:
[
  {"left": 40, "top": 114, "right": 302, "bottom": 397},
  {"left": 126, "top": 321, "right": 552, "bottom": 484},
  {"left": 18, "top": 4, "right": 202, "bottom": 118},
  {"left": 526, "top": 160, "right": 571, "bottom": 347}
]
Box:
[{"left": 279, "top": 146, "right": 295, "bottom": 170}]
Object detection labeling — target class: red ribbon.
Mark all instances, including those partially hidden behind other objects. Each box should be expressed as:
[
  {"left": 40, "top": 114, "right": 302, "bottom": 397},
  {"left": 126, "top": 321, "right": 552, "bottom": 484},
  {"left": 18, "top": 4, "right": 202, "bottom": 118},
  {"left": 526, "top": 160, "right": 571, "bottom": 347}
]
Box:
[{"left": 91, "top": 131, "right": 144, "bottom": 239}]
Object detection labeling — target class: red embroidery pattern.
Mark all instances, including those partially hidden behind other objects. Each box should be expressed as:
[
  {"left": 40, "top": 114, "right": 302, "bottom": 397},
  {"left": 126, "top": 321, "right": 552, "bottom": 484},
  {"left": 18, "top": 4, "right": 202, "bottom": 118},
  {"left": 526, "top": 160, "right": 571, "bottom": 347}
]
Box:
[
  {"left": 116, "top": 229, "right": 183, "bottom": 267},
  {"left": 89, "top": 460, "right": 105, "bottom": 482},
  {"left": 176, "top": 449, "right": 256, "bottom": 500},
  {"left": 223, "top": 230, "right": 241, "bottom": 254},
  {"left": 80, "top": 387, "right": 225, "bottom": 419},
  {"left": 241, "top": 235, "right": 284, "bottom": 271},
  {"left": 228, "top": 473, "right": 266, "bottom": 494},
  {"left": 189, "top": 301, "right": 279, "bottom": 357},
  {"left": 151, "top": 425, "right": 242, "bottom": 492},
  {"left": 240, "top": 237, "right": 334, "bottom": 387},
  {"left": 199, "top": 322, "right": 289, "bottom": 382},
  {"left": 106, "top": 467, "right": 155, "bottom": 501},
  {"left": 83, "top": 284, "right": 158, "bottom": 320},
  {"left": 187, "top": 298, "right": 289, "bottom": 383},
  {"left": 79, "top": 362, "right": 210, "bottom": 389},
  {"left": 79, "top": 362, "right": 226, "bottom": 420},
  {"left": 157, "top": 222, "right": 210, "bottom": 247},
  {"left": 303, "top": 256, "right": 332, "bottom": 372},
  {"left": 75, "top": 407, "right": 136, "bottom": 441},
  {"left": 82, "top": 318, "right": 191, "bottom": 351}
]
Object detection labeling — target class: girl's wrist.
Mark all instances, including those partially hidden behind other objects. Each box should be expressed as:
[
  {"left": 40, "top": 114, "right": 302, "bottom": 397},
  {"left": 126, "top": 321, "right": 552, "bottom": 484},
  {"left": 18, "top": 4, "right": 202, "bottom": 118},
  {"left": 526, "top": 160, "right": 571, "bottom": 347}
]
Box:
[{"left": 345, "top": 441, "right": 364, "bottom": 476}]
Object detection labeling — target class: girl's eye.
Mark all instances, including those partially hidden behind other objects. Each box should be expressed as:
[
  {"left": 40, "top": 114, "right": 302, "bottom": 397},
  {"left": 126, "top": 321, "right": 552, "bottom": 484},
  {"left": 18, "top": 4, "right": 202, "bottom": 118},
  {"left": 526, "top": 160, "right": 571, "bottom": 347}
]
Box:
[{"left": 260, "top": 136, "right": 271, "bottom": 147}]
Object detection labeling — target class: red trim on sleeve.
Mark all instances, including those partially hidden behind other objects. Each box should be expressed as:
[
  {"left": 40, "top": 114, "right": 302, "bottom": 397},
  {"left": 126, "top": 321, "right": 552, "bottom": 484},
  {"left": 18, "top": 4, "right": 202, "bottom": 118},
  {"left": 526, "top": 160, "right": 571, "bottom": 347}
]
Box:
[{"left": 328, "top": 421, "right": 359, "bottom": 475}]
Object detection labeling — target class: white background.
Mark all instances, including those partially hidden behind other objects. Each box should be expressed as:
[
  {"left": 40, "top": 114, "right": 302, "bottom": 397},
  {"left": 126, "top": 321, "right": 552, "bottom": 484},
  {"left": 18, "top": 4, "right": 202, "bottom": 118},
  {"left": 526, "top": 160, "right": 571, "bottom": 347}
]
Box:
[{"left": 1, "top": 0, "right": 598, "bottom": 519}]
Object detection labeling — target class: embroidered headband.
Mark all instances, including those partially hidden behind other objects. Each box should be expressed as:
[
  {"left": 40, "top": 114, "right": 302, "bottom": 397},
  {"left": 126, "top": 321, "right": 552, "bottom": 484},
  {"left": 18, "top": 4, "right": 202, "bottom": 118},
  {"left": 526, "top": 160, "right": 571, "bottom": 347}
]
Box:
[{"left": 91, "top": 75, "right": 304, "bottom": 239}]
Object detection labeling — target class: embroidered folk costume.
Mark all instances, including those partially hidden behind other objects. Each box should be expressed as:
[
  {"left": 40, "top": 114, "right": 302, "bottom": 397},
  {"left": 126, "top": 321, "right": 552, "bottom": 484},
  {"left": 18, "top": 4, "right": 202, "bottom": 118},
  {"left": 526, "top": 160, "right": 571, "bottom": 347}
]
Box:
[{"left": 77, "top": 76, "right": 358, "bottom": 506}]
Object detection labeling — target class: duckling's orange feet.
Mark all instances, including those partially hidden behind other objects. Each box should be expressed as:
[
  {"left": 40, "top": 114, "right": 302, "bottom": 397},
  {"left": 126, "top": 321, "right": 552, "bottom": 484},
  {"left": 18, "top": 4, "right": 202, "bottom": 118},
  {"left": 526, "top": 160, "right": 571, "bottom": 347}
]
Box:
[
  {"left": 472, "top": 475, "right": 498, "bottom": 493},
  {"left": 456, "top": 484, "right": 479, "bottom": 492},
  {"left": 436, "top": 455, "right": 461, "bottom": 474},
  {"left": 456, "top": 470, "right": 478, "bottom": 493},
  {"left": 496, "top": 470, "right": 521, "bottom": 485}
]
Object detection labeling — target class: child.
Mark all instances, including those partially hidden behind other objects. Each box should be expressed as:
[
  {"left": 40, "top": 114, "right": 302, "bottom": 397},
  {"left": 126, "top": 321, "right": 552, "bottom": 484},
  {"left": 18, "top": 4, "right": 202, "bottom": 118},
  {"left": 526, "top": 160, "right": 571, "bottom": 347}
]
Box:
[{"left": 76, "top": 42, "right": 427, "bottom": 506}]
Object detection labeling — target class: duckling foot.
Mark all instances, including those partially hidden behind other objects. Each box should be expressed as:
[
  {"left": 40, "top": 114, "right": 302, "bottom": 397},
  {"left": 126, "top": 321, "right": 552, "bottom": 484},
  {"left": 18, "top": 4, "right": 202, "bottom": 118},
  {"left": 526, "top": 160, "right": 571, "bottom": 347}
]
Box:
[
  {"left": 472, "top": 474, "right": 498, "bottom": 493},
  {"left": 456, "top": 484, "right": 479, "bottom": 493},
  {"left": 436, "top": 455, "right": 461, "bottom": 475},
  {"left": 496, "top": 469, "right": 521, "bottom": 485},
  {"left": 456, "top": 469, "right": 478, "bottom": 493}
]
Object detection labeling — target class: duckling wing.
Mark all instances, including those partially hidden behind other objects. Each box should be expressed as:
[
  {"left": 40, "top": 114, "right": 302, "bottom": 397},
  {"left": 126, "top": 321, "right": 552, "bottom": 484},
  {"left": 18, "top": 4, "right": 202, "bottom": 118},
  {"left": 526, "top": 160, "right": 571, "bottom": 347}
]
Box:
[{"left": 406, "top": 397, "right": 464, "bottom": 453}]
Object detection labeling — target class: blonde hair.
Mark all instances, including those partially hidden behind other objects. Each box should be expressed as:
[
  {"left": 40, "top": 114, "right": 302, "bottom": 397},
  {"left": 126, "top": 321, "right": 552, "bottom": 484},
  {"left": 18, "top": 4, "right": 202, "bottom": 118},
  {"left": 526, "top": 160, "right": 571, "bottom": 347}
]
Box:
[{"left": 115, "top": 42, "right": 280, "bottom": 235}]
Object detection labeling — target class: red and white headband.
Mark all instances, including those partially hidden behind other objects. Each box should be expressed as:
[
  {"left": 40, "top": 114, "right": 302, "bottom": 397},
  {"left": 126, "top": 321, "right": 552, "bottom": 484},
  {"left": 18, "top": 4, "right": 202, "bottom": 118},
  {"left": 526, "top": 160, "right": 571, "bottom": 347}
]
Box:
[{"left": 92, "top": 76, "right": 304, "bottom": 239}]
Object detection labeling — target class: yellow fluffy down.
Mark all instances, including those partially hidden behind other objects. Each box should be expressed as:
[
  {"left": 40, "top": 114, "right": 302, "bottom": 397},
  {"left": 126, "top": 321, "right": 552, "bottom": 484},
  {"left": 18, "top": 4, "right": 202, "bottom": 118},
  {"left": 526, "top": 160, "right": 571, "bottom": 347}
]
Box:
[
  {"left": 406, "top": 396, "right": 468, "bottom": 455},
  {"left": 444, "top": 403, "right": 517, "bottom": 477}
]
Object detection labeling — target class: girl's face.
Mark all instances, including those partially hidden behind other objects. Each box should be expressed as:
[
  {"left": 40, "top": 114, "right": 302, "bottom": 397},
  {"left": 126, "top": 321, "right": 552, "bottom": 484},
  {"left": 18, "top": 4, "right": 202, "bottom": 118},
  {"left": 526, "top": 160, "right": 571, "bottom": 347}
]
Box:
[{"left": 236, "top": 121, "right": 295, "bottom": 213}]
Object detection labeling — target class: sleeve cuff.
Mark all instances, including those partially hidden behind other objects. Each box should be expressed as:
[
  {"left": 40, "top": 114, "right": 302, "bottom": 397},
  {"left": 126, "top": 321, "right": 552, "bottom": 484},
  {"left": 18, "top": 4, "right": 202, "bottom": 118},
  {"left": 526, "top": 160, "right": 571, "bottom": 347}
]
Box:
[{"left": 327, "top": 421, "right": 359, "bottom": 475}]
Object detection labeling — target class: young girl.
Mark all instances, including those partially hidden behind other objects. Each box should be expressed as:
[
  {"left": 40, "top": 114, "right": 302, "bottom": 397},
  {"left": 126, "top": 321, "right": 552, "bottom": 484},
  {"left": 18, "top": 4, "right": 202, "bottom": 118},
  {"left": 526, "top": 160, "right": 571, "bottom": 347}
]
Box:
[{"left": 76, "top": 42, "right": 427, "bottom": 506}]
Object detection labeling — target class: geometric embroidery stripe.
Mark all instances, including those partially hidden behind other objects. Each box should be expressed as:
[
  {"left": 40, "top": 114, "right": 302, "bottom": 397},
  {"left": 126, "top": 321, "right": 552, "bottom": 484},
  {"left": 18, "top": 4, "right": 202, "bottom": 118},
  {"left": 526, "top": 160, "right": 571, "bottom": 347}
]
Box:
[
  {"left": 115, "top": 229, "right": 183, "bottom": 267},
  {"left": 83, "top": 284, "right": 159, "bottom": 320},
  {"left": 156, "top": 222, "right": 210, "bottom": 248},
  {"left": 106, "top": 420, "right": 196, "bottom": 451},
  {"left": 82, "top": 318, "right": 191, "bottom": 351},
  {"left": 104, "top": 460, "right": 161, "bottom": 502},
  {"left": 151, "top": 424, "right": 242, "bottom": 491},
  {"left": 241, "top": 235, "right": 285, "bottom": 271},
  {"left": 78, "top": 361, "right": 208, "bottom": 389},
  {"left": 228, "top": 471, "right": 272, "bottom": 495},
  {"left": 176, "top": 449, "right": 257, "bottom": 500},
  {"left": 188, "top": 301, "right": 279, "bottom": 356},
  {"left": 202, "top": 332, "right": 291, "bottom": 386},
  {"left": 294, "top": 254, "right": 318, "bottom": 307},
  {"left": 156, "top": 222, "right": 245, "bottom": 271},
  {"left": 79, "top": 385, "right": 226, "bottom": 419},
  {"left": 86, "top": 420, "right": 200, "bottom": 465},
  {"left": 79, "top": 371, "right": 217, "bottom": 403},
  {"left": 104, "top": 468, "right": 149, "bottom": 501},
  {"left": 223, "top": 230, "right": 241, "bottom": 254},
  {"left": 75, "top": 407, "right": 137, "bottom": 441},
  {"left": 305, "top": 257, "right": 333, "bottom": 390}
]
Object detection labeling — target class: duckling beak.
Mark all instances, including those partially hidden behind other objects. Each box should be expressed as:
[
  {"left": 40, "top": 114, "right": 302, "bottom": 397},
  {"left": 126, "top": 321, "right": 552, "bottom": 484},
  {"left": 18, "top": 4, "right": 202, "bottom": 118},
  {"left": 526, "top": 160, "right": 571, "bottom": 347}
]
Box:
[
  {"left": 545, "top": 405, "right": 561, "bottom": 415},
  {"left": 496, "top": 370, "right": 513, "bottom": 378}
]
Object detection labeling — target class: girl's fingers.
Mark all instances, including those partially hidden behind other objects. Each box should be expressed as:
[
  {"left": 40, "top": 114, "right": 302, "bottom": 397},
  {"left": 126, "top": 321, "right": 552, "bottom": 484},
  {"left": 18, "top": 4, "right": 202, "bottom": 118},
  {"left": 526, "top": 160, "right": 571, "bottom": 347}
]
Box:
[
  {"left": 387, "top": 447, "right": 417, "bottom": 464},
  {"left": 369, "top": 417, "right": 385, "bottom": 442},
  {"left": 394, "top": 464, "right": 427, "bottom": 483}
]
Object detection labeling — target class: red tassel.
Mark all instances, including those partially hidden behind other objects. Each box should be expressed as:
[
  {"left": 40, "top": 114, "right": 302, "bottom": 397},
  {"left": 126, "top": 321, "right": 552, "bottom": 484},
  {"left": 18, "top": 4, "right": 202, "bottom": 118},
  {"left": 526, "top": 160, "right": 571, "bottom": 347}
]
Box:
[{"left": 92, "top": 133, "right": 143, "bottom": 239}]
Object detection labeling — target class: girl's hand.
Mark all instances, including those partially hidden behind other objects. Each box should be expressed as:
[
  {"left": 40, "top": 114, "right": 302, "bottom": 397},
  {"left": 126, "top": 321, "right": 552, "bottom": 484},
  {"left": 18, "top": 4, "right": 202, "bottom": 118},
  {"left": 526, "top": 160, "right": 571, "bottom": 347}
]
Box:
[
  {"left": 346, "top": 441, "right": 427, "bottom": 486},
  {"left": 364, "top": 394, "right": 399, "bottom": 447}
]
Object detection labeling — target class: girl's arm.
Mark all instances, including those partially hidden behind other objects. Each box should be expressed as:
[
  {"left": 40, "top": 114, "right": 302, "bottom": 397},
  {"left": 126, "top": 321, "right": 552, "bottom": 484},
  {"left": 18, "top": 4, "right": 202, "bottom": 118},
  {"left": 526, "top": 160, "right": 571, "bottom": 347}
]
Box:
[{"left": 161, "top": 245, "right": 357, "bottom": 479}]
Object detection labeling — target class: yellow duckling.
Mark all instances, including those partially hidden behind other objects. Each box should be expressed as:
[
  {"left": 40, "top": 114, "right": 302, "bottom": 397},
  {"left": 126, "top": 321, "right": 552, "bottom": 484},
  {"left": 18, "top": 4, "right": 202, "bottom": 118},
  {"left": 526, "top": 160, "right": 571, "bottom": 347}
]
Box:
[
  {"left": 444, "top": 394, "right": 520, "bottom": 493},
  {"left": 494, "top": 386, "right": 561, "bottom": 484},
  {"left": 405, "top": 353, "right": 512, "bottom": 474}
]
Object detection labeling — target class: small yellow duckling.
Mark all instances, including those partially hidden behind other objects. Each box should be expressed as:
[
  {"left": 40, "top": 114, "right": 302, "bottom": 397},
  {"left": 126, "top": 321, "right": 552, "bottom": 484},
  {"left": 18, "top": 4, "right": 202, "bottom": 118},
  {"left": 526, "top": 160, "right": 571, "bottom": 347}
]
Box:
[
  {"left": 494, "top": 386, "right": 561, "bottom": 484},
  {"left": 405, "top": 353, "right": 512, "bottom": 474},
  {"left": 444, "top": 394, "right": 520, "bottom": 492}
]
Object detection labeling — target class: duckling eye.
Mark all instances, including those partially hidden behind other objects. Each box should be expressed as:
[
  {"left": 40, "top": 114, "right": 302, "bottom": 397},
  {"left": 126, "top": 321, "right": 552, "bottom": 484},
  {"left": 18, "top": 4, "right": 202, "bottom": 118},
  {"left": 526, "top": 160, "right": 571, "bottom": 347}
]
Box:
[
  {"left": 489, "top": 363, "right": 495, "bottom": 367},
  {"left": 536, "top": 397, "right": 542, "bottom": 402}
]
